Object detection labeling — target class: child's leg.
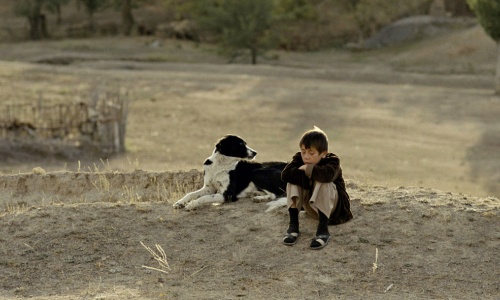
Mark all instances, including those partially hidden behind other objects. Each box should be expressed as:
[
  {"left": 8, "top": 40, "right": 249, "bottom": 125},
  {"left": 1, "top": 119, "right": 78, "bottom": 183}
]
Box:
[
  {"left": 309, "top": 210, "right": 330, "bottom": 249},
  {"left": 309, "top": 182, "right": 339, "bottom": 218},
  {"left": 287, "top": 206, "right": 299, "bottom": 233},
  {"left": 308, "top": 182, "right": 339, "bottom": 250},
  {"left": 283, "top": 184, "right": 304, "bottom": 245},
  {"left": 283, "top": 206, "right": 300, "bottom": 245}
]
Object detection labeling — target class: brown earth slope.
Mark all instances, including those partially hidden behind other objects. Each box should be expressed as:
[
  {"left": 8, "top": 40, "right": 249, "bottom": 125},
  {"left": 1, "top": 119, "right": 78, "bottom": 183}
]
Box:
[{"left": 0, "top": 170, "right": 499, "bottom": 299}]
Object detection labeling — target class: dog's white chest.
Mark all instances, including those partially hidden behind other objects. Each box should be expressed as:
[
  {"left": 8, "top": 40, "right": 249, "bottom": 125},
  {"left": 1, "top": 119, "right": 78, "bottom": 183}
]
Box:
[{"left": 203, "top": 153, "right": 238, "bottom": 193}]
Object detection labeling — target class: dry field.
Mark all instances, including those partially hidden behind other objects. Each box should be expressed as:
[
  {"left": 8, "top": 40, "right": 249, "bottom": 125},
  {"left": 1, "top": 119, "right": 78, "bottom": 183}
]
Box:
[
  {"left": 0, "top": 25, "right": 499, "bottom": 197},
  {"left": 1, "top": 24, "right": 499, "bottom": 299}
]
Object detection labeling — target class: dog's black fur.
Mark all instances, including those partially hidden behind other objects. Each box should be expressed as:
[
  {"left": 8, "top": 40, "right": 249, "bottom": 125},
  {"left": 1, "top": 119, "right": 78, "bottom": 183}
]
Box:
[{"left": 224, "top": 160, "right": 287, "bottom": 202}]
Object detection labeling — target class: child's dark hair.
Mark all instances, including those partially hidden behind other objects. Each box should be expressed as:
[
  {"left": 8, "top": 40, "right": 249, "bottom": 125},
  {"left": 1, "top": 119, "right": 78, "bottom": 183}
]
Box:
[{"left": 299, "top": 126, "right": 328, "bottom": 153}]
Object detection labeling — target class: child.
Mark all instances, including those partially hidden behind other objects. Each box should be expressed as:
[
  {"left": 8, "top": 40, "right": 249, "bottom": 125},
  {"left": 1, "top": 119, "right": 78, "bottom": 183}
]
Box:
[{"left": 281, "top": 126, "right": 353, "bottom": 250}]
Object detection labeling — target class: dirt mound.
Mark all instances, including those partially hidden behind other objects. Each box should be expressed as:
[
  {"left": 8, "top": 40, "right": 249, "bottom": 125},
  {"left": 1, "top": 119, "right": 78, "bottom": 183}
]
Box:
[
  {"left": 0, "top": 171, "right": 499, "bottom": 299},
  {"left": 0, "top": 169, "right": 203, "bottom": 211}
]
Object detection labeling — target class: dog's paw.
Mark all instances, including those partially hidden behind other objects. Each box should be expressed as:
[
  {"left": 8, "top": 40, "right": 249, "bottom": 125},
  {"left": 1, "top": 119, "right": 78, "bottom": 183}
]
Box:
[
  {"left": 173, "top": 201, "right": 185, "bottom": 209},
  {"left": 184, "top": 202, "right": 199, "bottom": 211},
  {"left": 252, "top": 195, "right": 273, "bottom": 203},
  {"left": 245, "top": 191, "right": 266, "bottom": 198},
  {"left": 265, "top": 197, "right": 287, "bottom": 212}
]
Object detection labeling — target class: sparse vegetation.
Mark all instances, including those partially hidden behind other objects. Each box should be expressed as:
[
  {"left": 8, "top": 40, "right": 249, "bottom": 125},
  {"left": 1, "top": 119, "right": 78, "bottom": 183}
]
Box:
[
  {"left": 193, "top": 0, "right": 276, "bottom": 64},
  {"left": 140, "top": 242, "right": 170, "bottom": 274}
]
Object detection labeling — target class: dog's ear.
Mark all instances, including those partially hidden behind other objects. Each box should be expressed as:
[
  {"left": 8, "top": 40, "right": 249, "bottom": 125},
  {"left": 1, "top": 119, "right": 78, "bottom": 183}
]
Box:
[{"left": 215, "top": 135, "right": 228, "bottom": 153}]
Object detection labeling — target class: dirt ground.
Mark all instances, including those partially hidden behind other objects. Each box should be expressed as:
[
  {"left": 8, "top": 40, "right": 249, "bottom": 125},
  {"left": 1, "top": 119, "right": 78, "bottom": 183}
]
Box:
[
  {"left": 0, "top": 170, "right": 499, "bottom": 300},
  {"left": 1, "top": 25, "right": 500, "bottom": 299}
]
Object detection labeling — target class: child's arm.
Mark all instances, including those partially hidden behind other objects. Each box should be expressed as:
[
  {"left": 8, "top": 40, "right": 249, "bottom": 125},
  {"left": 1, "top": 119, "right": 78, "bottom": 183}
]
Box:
[
  {"left": 281, "top": 152, "right": 311, "bottom": 189},
  {"left": 309, "top": 154, "right": 342, "bottom": 183}
]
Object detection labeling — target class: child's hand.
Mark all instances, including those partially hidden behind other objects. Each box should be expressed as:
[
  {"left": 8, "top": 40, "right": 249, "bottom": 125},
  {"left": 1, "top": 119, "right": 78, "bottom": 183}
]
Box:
[{"left": 299, "top": 165, "right": 307, "bottom": 171}]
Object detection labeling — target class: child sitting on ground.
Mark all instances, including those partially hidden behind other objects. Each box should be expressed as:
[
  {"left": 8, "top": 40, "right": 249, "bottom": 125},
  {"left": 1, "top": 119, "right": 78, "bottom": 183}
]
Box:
[{"left": 281, "top": 126, "right": 353, "bottom": 250}]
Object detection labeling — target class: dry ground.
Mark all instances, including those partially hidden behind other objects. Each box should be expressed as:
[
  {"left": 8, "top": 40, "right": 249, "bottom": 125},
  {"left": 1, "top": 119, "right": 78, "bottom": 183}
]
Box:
[
  {"left": 0, "top": 171, "right": 499, "bottom": 299},
  {"left": 1, "top": 25, "right": 500, "bottom": 299}
]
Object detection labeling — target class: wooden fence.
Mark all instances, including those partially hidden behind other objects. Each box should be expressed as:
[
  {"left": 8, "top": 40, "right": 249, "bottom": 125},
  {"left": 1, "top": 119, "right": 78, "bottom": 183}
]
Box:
[{"left": 0, "top": 91, "right": 129, "bottom": 154}]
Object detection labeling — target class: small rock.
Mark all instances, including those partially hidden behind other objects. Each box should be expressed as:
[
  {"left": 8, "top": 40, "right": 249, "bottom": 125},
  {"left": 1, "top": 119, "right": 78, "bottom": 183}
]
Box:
[{"left": 32, "top": 167, "right": 46, "bottom": 175}]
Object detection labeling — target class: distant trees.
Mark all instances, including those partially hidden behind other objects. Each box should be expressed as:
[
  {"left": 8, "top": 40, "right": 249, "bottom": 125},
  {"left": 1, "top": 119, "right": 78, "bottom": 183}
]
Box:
[
  {"left": 466, "top": 0, "right": 500, "bottom": 94},
  {"left": 13, "top": 0, "right": 152, "bottom": 38},
  {"left": 46, "top": 0, "right": 72, "bottom": 25},
  {"left": 189, "top": 0, "right": 319, "bottom": 64},
  {"left": 112, "top": 0, "right": 154, "bottom": 36},
  {"left": 15, "top": 0, "right": 497, "bottom": 75},
  {"left": 115, "top": 0, "right": 134, "bottom": 35},
  {"left": 77, "top": 0, "right": 110, "bottom": 31},
  {"left": 273, "top": 0, "right": 317, "bottom": 20},
  {"left": 195, "top": 0, "right": 275, "bottom": 64},
  {"left": 272, "top": 0, "right": 318, "bottom": 50},
  {"left": 13, "top": 0, "right": 49, "bottom": 40}
]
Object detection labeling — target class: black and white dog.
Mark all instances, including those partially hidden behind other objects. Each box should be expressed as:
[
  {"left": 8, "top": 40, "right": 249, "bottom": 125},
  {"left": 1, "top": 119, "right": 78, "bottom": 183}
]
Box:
[{"left": 173, "top": 135, "right": 287, "bottom": 210}]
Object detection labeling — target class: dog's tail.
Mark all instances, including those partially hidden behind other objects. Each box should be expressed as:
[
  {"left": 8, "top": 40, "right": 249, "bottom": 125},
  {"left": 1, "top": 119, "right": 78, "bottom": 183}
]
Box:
[{"left": 265, "top": 197, "right": 287, "bottom": 213}]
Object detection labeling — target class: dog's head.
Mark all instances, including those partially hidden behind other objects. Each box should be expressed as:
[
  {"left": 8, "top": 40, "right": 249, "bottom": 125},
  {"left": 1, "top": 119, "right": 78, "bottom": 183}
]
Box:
[{"left": 215, "top": 135, "right": 257, "bottom": 159}]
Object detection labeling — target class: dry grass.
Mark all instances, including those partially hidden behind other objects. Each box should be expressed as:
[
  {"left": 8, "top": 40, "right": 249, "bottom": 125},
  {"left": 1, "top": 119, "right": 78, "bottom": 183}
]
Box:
[{"left": 140, "top": 242, "right": 170, "bottom": 275}]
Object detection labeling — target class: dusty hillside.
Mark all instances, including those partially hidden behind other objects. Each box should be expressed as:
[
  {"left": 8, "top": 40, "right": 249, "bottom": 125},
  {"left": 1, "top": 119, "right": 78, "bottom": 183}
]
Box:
[
  {"left": 1, "top": 22, "right": 499, "bottom": 199},
  {"left": 0, "top": 170, "right": 499, "bottom": 299},
  {"left": 1, "top": 15, "right": 500, "bottom": 299}
]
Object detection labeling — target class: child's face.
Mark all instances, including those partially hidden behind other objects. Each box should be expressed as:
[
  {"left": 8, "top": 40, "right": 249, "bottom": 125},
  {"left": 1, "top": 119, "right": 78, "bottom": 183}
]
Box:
[{"left": 300, "top": 146, "right": 326, "bottom": 165}]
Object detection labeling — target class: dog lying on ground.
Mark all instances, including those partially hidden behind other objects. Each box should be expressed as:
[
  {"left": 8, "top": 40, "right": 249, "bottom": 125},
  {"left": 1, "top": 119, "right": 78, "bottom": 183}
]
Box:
[{"left": 173, "top": 135, "right": 287, "bottom": 210}]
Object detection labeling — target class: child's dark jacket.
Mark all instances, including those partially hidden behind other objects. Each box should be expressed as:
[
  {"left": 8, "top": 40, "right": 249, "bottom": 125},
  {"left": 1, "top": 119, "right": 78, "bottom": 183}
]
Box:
[{"left": 281, "top": 152, "right": 353, "bottom": 225}]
